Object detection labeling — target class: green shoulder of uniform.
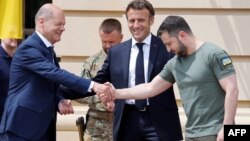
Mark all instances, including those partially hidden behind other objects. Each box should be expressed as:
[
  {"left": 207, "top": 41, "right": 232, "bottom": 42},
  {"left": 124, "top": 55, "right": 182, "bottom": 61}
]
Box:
[{"left": 80, "top": 50, "right": 107, "bottom": 78}]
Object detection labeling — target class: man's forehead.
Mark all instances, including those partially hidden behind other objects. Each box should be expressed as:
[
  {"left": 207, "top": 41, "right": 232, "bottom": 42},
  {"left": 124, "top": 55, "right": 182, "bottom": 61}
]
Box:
[{"left": 160, "top": 32, "right": 171, "bottom": 40}]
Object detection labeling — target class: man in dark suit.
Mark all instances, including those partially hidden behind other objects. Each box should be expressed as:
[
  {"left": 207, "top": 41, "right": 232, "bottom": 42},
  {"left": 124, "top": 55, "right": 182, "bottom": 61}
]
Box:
[
  {"left": 0, "top": 38, "right": 17, "bottom": 123},
  {"left": 0, "top": 4, "right": 109, "bottom": 141},
  {"left": 94, "top": 0, "right": 183, "bottom": 140}
]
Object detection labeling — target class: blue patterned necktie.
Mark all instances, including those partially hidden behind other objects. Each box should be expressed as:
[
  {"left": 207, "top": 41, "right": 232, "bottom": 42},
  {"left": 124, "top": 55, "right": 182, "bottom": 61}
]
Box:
[{"left": 135, "top": 43, "right": 147, "bottom": 110}]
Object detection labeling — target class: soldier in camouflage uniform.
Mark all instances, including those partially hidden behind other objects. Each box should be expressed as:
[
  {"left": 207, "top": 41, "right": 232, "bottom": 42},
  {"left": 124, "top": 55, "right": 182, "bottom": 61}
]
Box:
[{"left": 77, "top": 18, "right": 123, "bottom": 141}]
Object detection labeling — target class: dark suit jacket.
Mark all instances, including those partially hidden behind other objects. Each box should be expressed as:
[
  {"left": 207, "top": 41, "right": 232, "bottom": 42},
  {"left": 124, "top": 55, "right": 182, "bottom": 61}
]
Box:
[
  {"left": 93, "top": 34, "right": 183, "bottom": 141},
  {"left": 0, "top": 32, "right": 91, "bottom": 140}
]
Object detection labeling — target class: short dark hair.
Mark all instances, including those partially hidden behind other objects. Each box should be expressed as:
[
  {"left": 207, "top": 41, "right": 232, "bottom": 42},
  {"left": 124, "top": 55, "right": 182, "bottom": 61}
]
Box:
[
  {"left": 99, "top": 18, "right": 122, "bottom": 34},
  {"left": 157, "top": 16, "right": 193, "bottom": 37},
  {"left": 125, "top": 0, "right": 155, "bottom": 19}
]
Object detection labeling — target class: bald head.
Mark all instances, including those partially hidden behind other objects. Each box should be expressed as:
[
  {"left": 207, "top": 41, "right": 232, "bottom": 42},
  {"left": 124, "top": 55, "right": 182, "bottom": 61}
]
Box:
[
  {"left": 34, "top": 4, "right": 65, "bottom": 44},
  {"left": 35, "top": 4, "right": 63, "bottom": 25}
]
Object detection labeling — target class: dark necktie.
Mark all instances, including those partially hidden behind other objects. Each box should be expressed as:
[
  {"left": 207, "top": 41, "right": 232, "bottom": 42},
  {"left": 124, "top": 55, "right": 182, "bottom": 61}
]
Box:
[
  {"left": 48, "top": 46, "right": 55, "bottom": 62},
  {"left": 135, "top": 43, "right": 147, "bottom": 110}
]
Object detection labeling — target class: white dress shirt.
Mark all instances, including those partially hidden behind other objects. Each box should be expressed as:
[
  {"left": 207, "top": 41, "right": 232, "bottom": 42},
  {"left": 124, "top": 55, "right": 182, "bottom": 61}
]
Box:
[{"left": 126, "top": 34, "right": 152, "bottom": 105}]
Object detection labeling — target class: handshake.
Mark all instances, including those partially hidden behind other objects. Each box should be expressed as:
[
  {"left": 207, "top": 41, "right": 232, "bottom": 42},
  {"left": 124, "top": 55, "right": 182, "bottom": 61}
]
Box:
[
  {"left": 92, "top": 82, "right": 116, "bottom": 102},
  {"left": 59, "top": 81, "right": 147, "bottom": 114},
  {"left": 59, "top": 82, "right": 116, "bottom": 115}
]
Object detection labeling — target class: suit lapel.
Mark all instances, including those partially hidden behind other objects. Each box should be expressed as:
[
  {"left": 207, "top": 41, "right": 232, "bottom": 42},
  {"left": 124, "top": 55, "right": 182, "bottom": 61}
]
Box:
[
  {"left": 33, "top": 32, "right": 60, "bottom": 67},
  {"left": 148, "top": 35, "right": 159, "bottom": 81},
  {"left": 122, "top": 40, "right": 132, "bottom": 86}
]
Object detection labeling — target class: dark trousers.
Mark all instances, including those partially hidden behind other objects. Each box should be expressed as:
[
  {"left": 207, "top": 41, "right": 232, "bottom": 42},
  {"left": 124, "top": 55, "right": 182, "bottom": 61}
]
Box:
[
  {"left": 117, "top": 104, "right": 160, "bottom": 141},
  {"left": 0, "top": 119, "right": 56, "bottom": 141}
]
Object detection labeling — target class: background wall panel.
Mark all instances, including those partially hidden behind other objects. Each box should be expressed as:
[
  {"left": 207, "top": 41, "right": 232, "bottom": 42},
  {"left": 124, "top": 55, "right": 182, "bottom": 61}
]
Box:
[{"left": 53, "top": 0, "right": 250, "bottom": 101}]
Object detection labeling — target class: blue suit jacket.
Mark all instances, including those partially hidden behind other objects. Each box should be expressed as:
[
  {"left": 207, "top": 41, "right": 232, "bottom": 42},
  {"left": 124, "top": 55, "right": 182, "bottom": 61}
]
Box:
[
  {"left": 0, "top": 32, "right": 91, "bottom": 140},
  {"left": 93, "top": 34, "right": 183, "bottom": 141}
]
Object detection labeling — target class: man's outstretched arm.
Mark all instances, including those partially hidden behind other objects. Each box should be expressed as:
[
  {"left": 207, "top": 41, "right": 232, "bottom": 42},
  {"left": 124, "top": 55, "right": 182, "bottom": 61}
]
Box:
[{"left": 114, "top": 75, "right": 173, "bottom": 99}]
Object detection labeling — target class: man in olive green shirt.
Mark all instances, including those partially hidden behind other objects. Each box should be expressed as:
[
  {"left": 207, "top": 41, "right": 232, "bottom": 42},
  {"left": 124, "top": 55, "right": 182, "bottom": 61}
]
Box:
[{"left": 112, "top": 16, "right": 238, "bottom": 141}]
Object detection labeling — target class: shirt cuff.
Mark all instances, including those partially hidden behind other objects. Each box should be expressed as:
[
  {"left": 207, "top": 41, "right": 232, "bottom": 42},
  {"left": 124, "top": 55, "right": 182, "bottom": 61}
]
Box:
[{"left": 88, "top": 81, "right": 94, "bottom": 92}]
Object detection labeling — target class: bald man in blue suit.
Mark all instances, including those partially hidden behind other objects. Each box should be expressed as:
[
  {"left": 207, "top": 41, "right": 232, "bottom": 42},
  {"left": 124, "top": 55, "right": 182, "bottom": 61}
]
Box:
[{"left": 0, "top": 4, "right": 109, "bottom": 141}]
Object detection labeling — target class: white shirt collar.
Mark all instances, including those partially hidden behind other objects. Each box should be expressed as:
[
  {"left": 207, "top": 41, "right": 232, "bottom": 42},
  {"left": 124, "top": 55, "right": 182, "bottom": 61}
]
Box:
[
  {"left": 36, "top": 31, "right": 53, "bottom": 48},
  {"left": 132, "top": 33, "right": 152, "bottom": 48}
]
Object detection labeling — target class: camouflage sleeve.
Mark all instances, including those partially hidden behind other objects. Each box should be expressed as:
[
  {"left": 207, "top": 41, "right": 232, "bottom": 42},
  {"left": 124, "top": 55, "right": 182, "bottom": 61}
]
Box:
[
  {"left": 75, "top": 58, "right": 95, "bottom": 104},
  {"left": 80, "top": 66, "right": 92, "bottom": 78},
  {"left": 75, "top": 51, "right": 106, "bottom": 106}
]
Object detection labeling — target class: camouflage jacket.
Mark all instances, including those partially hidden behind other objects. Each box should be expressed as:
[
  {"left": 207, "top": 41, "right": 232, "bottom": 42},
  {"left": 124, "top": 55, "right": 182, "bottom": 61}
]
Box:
[{"left": 77, "top": 50, "right": 108, "bottom": 111}]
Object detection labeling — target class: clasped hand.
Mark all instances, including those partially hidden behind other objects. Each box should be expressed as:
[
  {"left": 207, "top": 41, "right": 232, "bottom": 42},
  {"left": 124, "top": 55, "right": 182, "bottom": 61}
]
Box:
[
  {"left": 92, "top": 82, "right": 115, "bottom": 102},
  {"left": 59, "top": 82, "right": 116, "bottom": 115}
]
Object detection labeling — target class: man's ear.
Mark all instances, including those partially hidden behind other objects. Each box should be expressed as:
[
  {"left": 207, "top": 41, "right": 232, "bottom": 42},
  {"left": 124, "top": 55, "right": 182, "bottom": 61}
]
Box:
[
  {"left": 178, "top": 31, "right": 186, "bottom": 41},
  {"left": 150, "top": 16, "right": 154, "bottom": 26}
]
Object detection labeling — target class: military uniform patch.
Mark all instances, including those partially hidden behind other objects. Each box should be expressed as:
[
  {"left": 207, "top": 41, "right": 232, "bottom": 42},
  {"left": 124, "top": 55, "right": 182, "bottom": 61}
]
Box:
[
  {"left": 215, "top": 51, "right": 234, "bottom": 71},
  {"left": 221, "top": 56, "right": 232, "bottom": 66}
]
